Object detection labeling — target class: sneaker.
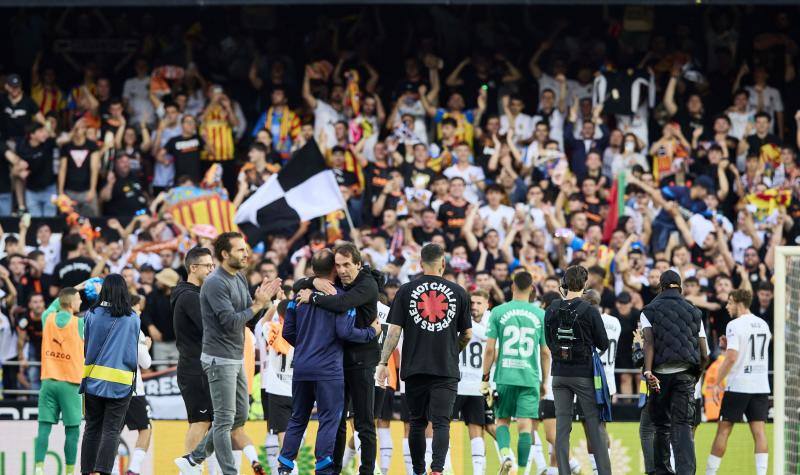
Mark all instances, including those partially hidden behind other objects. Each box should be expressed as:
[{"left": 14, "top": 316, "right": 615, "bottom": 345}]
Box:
[
  {"left": 252, "top": 461, "right": 267, "bottom": 475},
  {"left": 126, "top": 471, "right": 140, "bottom": 475},
  {"left": 498, "top": 449, "right": 515, "bottom": 475},
  {"left": 174, "top": 455, "right": 202, "bottom": 475},
  {"left": 569, "top": 459, "right": 582, "bottom": 474}
]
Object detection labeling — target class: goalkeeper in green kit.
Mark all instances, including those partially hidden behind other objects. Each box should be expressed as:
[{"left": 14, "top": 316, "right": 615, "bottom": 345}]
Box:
[{"left": 481, "top": 271, "right": 550, "bottom": 475}]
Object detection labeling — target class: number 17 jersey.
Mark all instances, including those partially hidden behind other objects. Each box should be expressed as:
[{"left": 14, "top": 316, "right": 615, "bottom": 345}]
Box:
[
  {"left": 487, "top": 300, "right": 546, "bottom": 387},
  {"left": 724, "top": 313, "right": 771, "bottom": 394}
]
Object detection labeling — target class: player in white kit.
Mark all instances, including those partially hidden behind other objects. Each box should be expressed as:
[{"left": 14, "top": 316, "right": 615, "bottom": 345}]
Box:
[
  {"left": 453, "top": 290, "right": 496, "bottom": 475},
  {"left": 705, "top": 289, "right": 771, "bottom": 475},
  {"left": 255, "top": 300, "right": 297, "bottom": 475}
]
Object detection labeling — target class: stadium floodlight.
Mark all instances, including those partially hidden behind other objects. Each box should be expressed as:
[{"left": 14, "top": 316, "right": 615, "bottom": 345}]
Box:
[{"left": 773, "top": 246, "right": 800, "bottom": 475}]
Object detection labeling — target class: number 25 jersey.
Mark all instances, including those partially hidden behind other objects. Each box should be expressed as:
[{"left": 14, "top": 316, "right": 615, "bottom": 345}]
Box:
[
  {"left": 487, "top": 300, "right": 546, "bottom": 388},
  {"left": 724, "top": 313, "right": 771, "bottom": 394}
]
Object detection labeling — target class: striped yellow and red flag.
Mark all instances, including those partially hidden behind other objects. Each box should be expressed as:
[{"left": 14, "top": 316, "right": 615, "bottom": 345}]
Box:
[{"left": 163, "top": 185, "right": 238, "bottom": 236}]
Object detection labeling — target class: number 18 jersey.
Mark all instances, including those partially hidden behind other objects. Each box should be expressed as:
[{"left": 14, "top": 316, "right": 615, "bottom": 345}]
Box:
[
  {"left": 458, "top": 316, "right": 488, "bottom": 396},
  {"left": 724, "top": 313, "right": 771, "bottom": 394},
  {"left": 487, "top": 300, "right": 546, "bottom": 387}
]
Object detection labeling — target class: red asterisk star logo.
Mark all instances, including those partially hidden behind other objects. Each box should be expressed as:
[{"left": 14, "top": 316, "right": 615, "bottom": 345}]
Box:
[{"left": 418, "top": 290, "right": 448, "bottom": 322}]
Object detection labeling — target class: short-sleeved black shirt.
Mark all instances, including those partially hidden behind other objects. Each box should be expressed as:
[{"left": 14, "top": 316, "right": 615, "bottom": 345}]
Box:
[
  {"left": 388, "top": 275, "right": 471, "bottom": 380},
  {"left": 0, "top": 95, "right": 39, "bottom": 139},
  {"left": 165, "top": 134, "right": 204, "bottom": 184},
  {"left": 18, "top": 138, "right": 57, "bottom": 191},
  {"left": 105, "top": 175, "right": 147, "bottom": 216}
]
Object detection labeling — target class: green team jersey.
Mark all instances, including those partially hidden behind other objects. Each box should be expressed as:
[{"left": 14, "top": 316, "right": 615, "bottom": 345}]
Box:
[{"left": 487, "top": 300, "right": 546, "bottom": 387}]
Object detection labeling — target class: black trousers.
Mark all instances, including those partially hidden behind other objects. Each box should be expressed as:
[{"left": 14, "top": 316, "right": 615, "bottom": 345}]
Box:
[
  {"left": 405, "top": 375, "right": 457, "bottom": 474},
  {"left": 81, "top": 393, "right": 132, "bottom": 475},
  {"left": 333, "top": 367, "right": 377, "bottom": 474},
  {"left": 648, "top": 371, "right": 696, "bottom": 475}
]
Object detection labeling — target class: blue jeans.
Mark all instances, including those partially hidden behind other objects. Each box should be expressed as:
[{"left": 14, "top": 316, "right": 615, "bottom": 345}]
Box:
[
  {"left": 25, "top": 185, "right": 56, "bottom": 217},
  {"left": 191, "top": 361, "right": 249, "bottom": 475},
  {"left": 0, "top": 193, "right": 11, "bottom": 216}
]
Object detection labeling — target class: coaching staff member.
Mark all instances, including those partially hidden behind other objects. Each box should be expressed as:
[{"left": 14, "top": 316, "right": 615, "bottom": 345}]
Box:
[
  {"left": 172, "top": 246, "right": 216, "bottom": 453},
  {"left": 641, "top": 270, "right": 709, "bottom": 475},
  {"left": 544, "top": 265, "right": 611, "bottom": 475},
  {"left": 295, "top": 242, "right": 382, "bottom": 475},
  {"left": 377, "top": 243, "right": 472, "bottom": 475}
]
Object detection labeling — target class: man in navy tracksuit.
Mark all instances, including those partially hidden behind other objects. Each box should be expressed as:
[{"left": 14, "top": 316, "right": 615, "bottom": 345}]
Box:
[{"left": 278, "top": 249, "right": 381, "bottom": 475}]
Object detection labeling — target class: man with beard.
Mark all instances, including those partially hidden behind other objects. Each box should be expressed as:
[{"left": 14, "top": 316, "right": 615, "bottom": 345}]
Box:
[
  {"left": 295, "top": 242, "right": 381, "bottom": 475},
  {"left": 176, "top": 232, "right": 282, "bottom": 475}
]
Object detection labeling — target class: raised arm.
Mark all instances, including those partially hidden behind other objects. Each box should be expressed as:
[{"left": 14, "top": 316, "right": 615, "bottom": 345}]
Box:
[{"left": 445, "top": 58, "right": 470, "bottom": 87}]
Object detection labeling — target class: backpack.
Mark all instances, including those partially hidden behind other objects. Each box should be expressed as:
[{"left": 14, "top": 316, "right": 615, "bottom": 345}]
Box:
[{"left": 553, "top": 299, "right": 591, "bottom": 362}]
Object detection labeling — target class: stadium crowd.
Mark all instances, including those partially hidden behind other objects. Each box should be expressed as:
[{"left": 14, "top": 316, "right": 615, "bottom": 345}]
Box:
[{"left": 0, "top": 3, "right": 795, "bottom": 416}]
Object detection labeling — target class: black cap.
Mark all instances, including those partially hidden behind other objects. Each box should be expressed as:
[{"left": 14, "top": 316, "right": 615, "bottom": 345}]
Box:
[
  {"left": 6, "top": 74, "right": 21, "bottom": 88},
  {"left": 694, "top": 175, "right": 716, "bottom": 194},
  {"left": 659, "top": 270, "right": 682, "bottom": 289},
  {"left": 140, "top": 264, "right": 156, "bottom": 273},
  {"left": 617, "top": 291, "right": 632, "bottom": 304}
]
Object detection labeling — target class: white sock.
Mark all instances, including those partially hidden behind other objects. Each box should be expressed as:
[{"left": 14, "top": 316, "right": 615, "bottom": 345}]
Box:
[
  {"left": 755, "top": 453, "right": 768, "bottom": 475},
  {"left": 706, "top": 454, "right": 722, "bottom": 475},
  {"left": 266, "top": 433, "right": 280, "bottom": 474},
  {"left": 378, "top": 428, "right": 393, "bottom": 475},
  {"left": 547, "top": 468, "right": 559, "bottom": 475},
  {"left": 569, "top": 458, "right": 581, "bottom": 473},
  {"left": 532, "top": 432, "right": 546, "bottom": 472},
  {"left": 233, "top": 450, "right": 243, "bottom": 471},
  {"left": 589, "top": 454, "right": 598, "bottom": 474},
  {"left": 471, "top": 437, "right": 486, "bottom": 475},
  {"left": 243, "top": 444, "right": 259, "bottom": 465},
  {"left": 129, "top": 448, "right": 147, "bottom": 472},
  {"left": 425, "top": 438, "right": 433, "bottom": 470},
  {"left": 343, "top": 445, "right": 357, "bottom": 467},
  {"left": 403, "top": 438, "right": 414, "bottom": 475},
  {"left": 207, "top": 453, "right": 220, "bottom": 475}
]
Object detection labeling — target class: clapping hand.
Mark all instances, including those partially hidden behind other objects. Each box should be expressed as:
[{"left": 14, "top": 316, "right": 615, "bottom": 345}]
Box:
[{"left": 255, "top": 278, "right": 283, "bottom": 307}]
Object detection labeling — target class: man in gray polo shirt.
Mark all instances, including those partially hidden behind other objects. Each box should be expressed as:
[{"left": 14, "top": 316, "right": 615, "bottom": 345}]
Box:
[{"left": 176, "top": 232, "right": 282, "bottom": 475}]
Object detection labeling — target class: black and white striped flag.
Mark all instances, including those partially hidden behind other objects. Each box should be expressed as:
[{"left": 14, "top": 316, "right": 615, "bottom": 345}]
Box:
[{"left": 235, "top": 140, "right": 343, "bottom": 238}]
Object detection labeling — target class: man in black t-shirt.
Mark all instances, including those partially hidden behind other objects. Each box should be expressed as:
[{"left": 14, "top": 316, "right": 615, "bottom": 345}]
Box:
[
  {"left": 377, "top": 243, "right": 472, "bottom": 475},
  {"left": 437, "top": 177, "right": 469, "bottom": 243},
  {"left": 0, "top": 74, "right": 45, "bottom": 143},
  {"left": 53, "top": 234, "right": 95, "bottom": 290},
  {"left": 100, "top": 154, "right": 148, "bottom": 217},
  {"left": 17, "top": 123, "right": 57, "bottom": 217},
  {"left": 58, "top": 120, "right": 100, "bottom": 217},
  {"left": 164, "top": 115, "right": 205, "bottom": 184}
]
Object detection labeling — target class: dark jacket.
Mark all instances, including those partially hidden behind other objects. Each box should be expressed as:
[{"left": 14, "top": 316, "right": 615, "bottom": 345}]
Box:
[
  {"left": 142, "top": 286, "right": 175, "bottom": 342},
  {"left": 545, "top": 297, "right": 609, "bottom": 378},
  {"left": 642, "top": 289, "right": 702, "bottom": 373},
  {"left": 171, "top": 281, "right": 203, "bottom": 374},
  {"left": 283, "top": 290, "right": 376, "bottom": 382},
  {"left": 294, "top": 266, "right": 381, "bottom": 370}
]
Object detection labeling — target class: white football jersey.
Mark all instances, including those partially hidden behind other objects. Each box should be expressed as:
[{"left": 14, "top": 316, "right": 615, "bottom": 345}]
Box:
[
  {"left": 256, "top": 314, "right": 294, "bottom": 397},
  {"left": 599, "top": 313, "right": 622, "bottom": 396},
  {"left": 724, "top": 313, "right": 771, "bottom": 394},
  {"left": 458, "top": 317, "right": 488, "bottom": 396}
]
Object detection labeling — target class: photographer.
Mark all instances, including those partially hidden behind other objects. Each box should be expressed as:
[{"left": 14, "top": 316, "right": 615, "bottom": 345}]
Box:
[{"left": 544, "top": 265, "right": 611, "bottom": 475}]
